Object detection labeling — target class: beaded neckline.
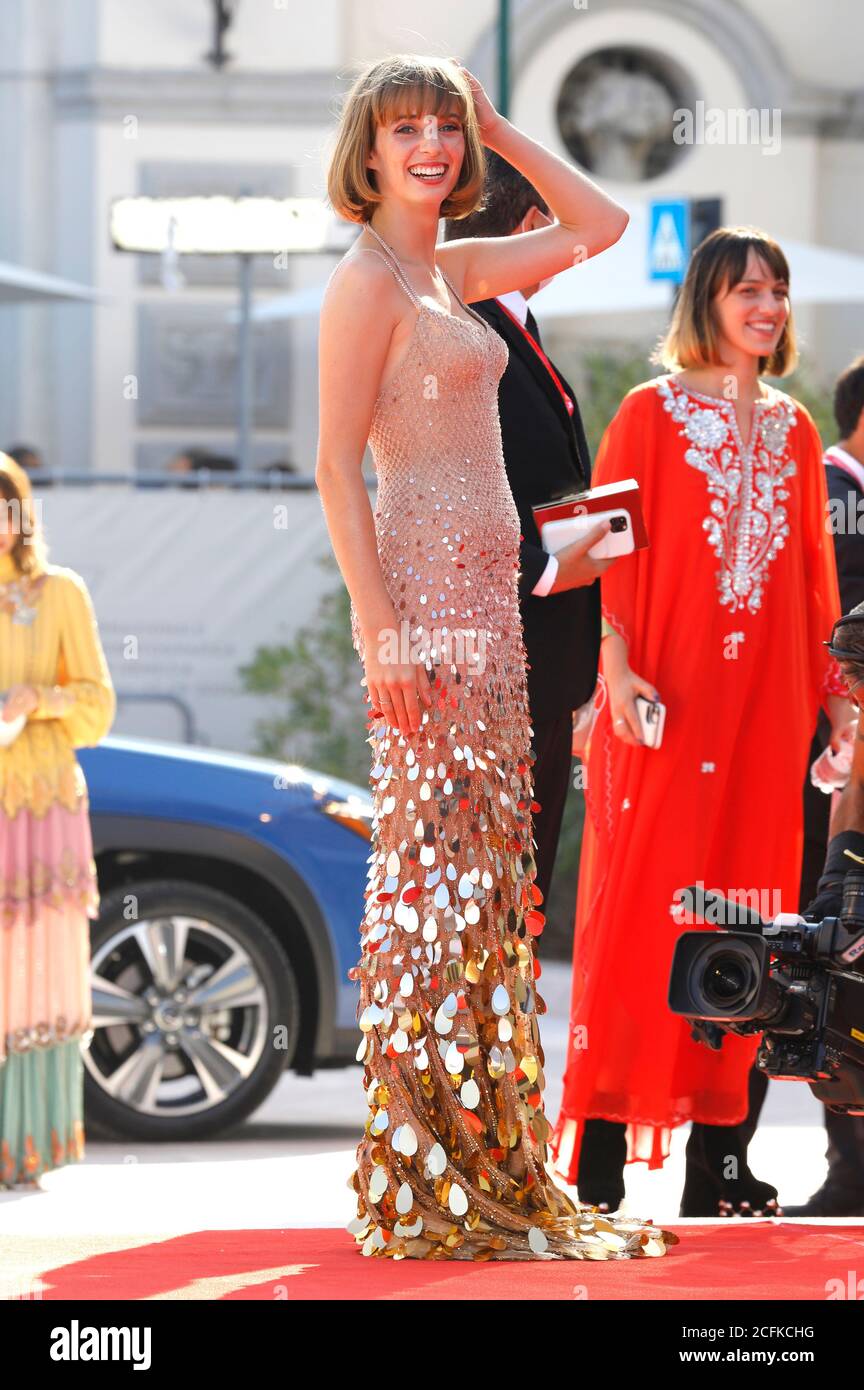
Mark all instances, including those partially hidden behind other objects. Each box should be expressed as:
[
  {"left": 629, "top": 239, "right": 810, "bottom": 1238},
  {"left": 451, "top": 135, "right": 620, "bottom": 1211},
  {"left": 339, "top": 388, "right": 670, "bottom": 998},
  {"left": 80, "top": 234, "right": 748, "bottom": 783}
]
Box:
[{"left": 660, "top": 372, "right": 783, "bottom": 462}]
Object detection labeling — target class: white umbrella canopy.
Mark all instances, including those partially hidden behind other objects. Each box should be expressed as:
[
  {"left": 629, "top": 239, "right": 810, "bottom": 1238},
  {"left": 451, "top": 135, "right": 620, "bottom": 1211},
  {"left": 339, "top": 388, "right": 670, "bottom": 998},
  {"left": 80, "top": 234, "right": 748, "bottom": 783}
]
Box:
[
  {"left": 531, "top": 202, "right": 864, "bottom": 318},
  {"left": 0, "top": 260, "right": 105, "bottom": 305},
  {"left": 251, "top": 203, "right": 864, "bottom": 322}
]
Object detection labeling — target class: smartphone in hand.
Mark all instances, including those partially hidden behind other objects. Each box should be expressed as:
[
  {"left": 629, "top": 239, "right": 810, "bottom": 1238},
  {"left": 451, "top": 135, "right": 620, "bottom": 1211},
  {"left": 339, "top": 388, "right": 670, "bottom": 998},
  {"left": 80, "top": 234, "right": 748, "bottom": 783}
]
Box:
[{"left": 634, "top": 695, "right": 666, "bottom": 749}]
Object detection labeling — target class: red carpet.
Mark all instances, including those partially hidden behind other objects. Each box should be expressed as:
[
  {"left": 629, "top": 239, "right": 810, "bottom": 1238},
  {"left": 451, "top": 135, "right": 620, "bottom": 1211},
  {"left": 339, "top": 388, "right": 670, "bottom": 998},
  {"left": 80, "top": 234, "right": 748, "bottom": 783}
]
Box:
[{"left": 32, "top": 1223, "right": 864, "bottom": 1300}]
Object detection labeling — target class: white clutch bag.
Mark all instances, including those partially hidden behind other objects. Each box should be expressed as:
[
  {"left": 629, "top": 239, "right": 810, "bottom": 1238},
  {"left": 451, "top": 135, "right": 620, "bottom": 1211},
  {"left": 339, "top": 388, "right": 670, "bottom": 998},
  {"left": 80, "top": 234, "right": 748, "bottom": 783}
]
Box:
[{"left": 0, "top": 713, "right": 26, "bottom": 746}]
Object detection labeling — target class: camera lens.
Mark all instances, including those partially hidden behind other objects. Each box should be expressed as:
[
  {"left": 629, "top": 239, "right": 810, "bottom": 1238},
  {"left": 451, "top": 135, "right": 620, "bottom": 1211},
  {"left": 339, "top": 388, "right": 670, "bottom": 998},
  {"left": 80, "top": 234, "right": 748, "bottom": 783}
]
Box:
[
  {"left": 610, "top": 516, "right": 628, "bottom": 532},
  {"left": 703, "top": 953, "right": 751, "bottom": 1008}
]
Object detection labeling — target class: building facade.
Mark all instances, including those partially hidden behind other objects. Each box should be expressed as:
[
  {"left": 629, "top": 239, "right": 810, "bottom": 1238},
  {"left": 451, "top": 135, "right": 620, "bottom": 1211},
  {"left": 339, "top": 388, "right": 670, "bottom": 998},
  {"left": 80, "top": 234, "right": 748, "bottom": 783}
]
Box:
[{"left": 0, "top": 0, "right": 862, "bottom": 474}]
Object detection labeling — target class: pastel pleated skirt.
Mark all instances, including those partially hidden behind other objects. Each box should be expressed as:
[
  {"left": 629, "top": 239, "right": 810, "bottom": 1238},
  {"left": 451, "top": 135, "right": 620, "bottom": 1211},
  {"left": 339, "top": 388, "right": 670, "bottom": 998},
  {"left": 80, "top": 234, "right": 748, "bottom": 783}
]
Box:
[{"left": 0, "top": 796, "right": 98, "bottom": 1186}]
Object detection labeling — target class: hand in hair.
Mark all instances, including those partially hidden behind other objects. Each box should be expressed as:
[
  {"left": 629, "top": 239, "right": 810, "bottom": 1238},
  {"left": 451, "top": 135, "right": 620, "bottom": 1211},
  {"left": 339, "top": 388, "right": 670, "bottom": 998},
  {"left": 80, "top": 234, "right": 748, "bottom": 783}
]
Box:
[{"left": 451, "top": 62, "right": 501, "bottom": 144}]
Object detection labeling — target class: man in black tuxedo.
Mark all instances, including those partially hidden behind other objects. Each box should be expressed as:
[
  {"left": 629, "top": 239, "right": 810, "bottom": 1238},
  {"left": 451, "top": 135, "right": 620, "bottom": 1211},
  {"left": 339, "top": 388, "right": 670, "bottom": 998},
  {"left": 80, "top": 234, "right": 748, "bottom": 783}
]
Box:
[{"left": 444, "top": 152, "right": 614, "bottom": 917}]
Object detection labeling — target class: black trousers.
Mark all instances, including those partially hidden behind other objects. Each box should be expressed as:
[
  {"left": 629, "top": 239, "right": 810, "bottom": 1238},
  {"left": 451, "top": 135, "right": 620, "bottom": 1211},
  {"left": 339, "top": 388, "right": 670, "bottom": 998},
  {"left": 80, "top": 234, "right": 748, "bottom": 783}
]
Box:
[{"left": 530, "top": 711, "right": 574, "bottom": 913}]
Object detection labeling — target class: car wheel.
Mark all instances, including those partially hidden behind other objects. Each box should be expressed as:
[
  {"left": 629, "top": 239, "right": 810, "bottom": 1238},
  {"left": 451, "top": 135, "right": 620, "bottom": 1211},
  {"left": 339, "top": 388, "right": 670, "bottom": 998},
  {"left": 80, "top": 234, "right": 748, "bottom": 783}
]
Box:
[{"left": 83, "top": 879, "right": 299, "bottom": 1141}]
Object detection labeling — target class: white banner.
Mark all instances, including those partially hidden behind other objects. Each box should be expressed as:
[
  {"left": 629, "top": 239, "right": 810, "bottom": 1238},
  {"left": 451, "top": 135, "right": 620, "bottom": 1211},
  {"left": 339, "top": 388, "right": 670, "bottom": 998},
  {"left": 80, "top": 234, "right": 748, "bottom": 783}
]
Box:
[{"left": 35, "top": 485, "right": 343, "bottom": 754}]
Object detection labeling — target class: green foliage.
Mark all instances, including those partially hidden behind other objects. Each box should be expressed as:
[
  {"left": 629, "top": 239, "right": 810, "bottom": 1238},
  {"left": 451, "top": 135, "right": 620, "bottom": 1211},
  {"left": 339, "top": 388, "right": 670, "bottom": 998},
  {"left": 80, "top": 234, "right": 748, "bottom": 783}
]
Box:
[
  {"left": 238, "top": 552, "right": 371, "bottom": 787},
  {"left": 577, "top": 349, "right": 657, "bottom": 456},
  {"left": 768, "top": 368, "right": 834, "bottom": 442}
]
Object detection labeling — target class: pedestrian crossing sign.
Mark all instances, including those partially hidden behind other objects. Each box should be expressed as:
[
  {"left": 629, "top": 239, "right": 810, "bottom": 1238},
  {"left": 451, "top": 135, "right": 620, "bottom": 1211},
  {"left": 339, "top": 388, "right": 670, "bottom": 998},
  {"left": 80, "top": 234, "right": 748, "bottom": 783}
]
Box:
[{"left": 648, "top": 200, "right": 690, "bottom": 282}]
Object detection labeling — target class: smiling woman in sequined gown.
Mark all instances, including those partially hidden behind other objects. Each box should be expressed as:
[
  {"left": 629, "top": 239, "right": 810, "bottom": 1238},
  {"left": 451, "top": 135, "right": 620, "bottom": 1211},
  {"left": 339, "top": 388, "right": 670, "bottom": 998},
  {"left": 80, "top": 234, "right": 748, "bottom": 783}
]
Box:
[{"left": 314, "top": 55, "right": 677, "bottom": 1261}]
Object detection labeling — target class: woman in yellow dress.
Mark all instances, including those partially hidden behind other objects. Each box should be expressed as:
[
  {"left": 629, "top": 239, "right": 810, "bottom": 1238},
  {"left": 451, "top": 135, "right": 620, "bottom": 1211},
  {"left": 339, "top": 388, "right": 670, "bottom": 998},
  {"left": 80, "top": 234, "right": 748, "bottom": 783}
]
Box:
[{"left": 0, "top": 454, "right": 116, "bottom": 1187}]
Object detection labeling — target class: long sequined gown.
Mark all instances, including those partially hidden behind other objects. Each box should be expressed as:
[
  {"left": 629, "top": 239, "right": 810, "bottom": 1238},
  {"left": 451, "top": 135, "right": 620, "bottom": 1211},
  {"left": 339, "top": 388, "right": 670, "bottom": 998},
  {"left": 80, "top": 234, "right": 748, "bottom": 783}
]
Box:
[{"left": 343, "top": 225, "right": 676, "bottom": 1261}]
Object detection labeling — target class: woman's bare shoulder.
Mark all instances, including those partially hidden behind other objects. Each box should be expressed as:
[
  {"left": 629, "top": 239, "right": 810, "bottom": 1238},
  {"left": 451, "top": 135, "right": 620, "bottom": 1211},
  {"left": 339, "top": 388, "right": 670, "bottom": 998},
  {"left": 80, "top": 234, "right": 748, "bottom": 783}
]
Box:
[{"left": 323, "top": 246, "right": 402, "bottom": 314}]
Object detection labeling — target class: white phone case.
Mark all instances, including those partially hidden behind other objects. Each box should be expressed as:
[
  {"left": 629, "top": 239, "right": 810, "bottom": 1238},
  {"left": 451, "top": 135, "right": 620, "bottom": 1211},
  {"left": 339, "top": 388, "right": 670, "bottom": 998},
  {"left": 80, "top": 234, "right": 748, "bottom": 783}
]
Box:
[
  {"left": 540, "top": 508, "right": 635, "bottom": 560},
  {"left": 635, "top": 696, "right": 666, "bottom": 748}
]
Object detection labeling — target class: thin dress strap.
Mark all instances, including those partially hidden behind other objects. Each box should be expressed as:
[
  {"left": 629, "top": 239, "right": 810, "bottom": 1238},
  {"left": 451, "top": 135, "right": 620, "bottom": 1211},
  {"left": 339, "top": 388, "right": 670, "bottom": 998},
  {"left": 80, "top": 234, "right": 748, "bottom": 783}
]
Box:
[
  {"left": 361, "top": 224, "right": 486, "bottom": 331},
  {"left": 358, "top": 237, "right": 422, "bottom": 311},
  {"left": 438, "top": 266, "right": 487, "bottom": 330}
]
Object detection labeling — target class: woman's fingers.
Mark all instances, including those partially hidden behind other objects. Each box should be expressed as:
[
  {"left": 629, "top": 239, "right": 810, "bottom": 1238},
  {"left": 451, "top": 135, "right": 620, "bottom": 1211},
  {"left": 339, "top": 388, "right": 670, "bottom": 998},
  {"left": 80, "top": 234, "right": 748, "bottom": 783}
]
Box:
[
  {"left": 399, "top": 679, "right": 422, "bottom": 735},
  {"left": 617, "top": 712, "right": 641, "bottom": 744},
  {"left": 632, "top": 673, "right": 660, "bottom": 702},
  {"left": 610, "top": 700, "right": 638, "bottom": 744},
  {"left": 419, "top": 665, "right": 434, "bottom": 708},
  {"left": 376, "top": 671, "right": 431, "bottom": 737},
  {"left": 367, "top": 655, "right": 459, "bottom": 738},
  {"left": 382, "top": 682, "right": 407, "bottom": 735},
  {"left": 622, "top": 696, "right": 645, "bottom": 744}
]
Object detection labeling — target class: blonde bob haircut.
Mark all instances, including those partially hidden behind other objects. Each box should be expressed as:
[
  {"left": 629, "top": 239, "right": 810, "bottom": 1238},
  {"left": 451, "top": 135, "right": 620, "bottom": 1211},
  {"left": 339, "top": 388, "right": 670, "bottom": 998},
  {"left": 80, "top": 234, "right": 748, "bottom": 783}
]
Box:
[
  {"left": 327, "top": 54, "right": 486, "bottom": 225},
  {"left": 655, "top": 226, "right": 797, "bottom": 378}
]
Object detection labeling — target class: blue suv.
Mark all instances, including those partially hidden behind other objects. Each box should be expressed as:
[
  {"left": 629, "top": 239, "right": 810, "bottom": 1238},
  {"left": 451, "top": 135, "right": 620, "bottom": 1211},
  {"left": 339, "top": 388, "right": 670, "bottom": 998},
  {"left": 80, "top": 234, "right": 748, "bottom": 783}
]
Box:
[{"left": 78, "top": 735, "right": 371, "bottom": 1141}]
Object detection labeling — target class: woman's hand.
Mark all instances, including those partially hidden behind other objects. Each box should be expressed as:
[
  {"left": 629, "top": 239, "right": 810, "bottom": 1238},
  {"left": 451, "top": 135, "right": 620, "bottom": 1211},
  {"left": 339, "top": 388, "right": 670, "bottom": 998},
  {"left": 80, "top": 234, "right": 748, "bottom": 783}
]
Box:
[
  {"left": 363, "top": 633, "right": 434, "bottom": 739},
  {"left": 453, "top": 62, "right": 502, "bottom": 144},
  {"left": 2, "top": 683, "right": 39, "bottom": 722},
  {"left": 606, "top": 664, "right": 659, "bottom": 746}
]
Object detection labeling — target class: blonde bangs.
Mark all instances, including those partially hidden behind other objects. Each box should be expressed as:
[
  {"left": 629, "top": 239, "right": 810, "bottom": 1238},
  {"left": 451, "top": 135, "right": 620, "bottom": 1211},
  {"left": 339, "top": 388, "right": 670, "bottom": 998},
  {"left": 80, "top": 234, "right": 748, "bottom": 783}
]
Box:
[{"left": 327, "top": 55, "right": 486, "bottom": 225}]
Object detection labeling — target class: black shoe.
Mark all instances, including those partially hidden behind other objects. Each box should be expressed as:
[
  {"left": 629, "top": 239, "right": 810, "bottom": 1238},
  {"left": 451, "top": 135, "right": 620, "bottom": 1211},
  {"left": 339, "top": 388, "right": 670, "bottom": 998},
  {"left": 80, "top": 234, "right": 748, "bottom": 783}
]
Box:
[
  {"left": 575, "top": 1119, "right": 627, "bottom": 1215},
  {"left": 680, "top": 1171, "right": 781, "bottom": 1218},
  {"left": 782, "top": 1181, "right": 864, "bottom": 1217}
]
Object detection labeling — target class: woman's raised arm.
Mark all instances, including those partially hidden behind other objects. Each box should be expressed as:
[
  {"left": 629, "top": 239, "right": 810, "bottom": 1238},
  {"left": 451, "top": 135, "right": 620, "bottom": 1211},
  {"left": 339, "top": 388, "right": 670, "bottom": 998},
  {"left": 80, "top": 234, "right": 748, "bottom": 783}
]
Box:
[{"left": 437, "top": 66, "right": 629, "bottom": 302}]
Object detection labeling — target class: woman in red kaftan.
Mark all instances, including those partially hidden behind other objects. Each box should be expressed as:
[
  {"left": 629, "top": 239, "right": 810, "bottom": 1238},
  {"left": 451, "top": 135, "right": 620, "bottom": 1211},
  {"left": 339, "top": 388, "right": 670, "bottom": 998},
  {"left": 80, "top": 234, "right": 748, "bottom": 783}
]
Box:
[{"left": 550, "top": 228, "right": 851, "bottom": 1209}]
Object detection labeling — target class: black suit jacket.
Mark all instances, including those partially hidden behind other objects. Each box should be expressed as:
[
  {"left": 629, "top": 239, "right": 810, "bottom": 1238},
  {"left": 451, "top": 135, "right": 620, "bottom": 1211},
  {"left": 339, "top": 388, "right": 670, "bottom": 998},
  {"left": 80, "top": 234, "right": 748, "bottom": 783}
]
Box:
[
  {"left": 826, "top": 459, "right": 864, "bottom": 613},
  {"left": 471, "top": 297, "right": 600, "bottom": 722}
]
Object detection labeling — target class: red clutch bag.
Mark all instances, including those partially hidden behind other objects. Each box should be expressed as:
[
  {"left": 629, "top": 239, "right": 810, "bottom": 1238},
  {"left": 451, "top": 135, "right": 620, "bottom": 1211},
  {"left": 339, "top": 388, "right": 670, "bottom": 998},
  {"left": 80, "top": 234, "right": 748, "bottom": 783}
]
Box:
[{"left": 532, "top": 478, "right": 649, "bottom": 551}]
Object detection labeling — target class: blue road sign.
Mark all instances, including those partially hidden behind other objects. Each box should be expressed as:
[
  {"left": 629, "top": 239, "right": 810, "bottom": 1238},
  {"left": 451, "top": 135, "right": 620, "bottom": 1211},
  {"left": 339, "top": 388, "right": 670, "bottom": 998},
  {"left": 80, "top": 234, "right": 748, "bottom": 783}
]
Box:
[{"left": 648, "top": 199, "right": 690, "bottom": 282}]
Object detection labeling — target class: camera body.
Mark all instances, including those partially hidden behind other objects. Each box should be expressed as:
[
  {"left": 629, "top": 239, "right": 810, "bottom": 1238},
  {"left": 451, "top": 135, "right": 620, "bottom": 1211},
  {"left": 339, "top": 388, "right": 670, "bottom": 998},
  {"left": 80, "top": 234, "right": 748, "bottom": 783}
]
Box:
[{"left": 668, "top": 871, "right": 864, "bottom": 1114}]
